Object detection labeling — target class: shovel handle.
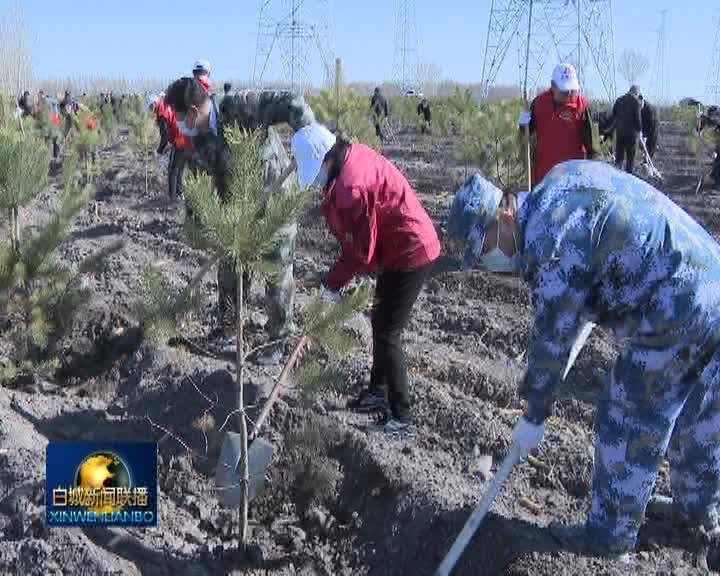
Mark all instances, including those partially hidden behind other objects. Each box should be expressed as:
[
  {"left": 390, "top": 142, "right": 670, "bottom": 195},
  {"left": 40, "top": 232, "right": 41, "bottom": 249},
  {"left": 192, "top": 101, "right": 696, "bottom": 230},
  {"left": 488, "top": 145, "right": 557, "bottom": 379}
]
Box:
[
  {"left": 434, "top": 448, "right": 522, "bottom": 576},
  {"left": 249, "top": 335, "right": 309, "bottom": 441}
]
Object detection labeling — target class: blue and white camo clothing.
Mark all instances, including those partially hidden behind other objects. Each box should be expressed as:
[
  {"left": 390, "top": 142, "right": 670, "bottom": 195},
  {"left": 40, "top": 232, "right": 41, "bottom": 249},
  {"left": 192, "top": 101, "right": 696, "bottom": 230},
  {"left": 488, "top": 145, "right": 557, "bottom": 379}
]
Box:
[{"left": 519, "top": 160, "right": 720, "bottom": 551}]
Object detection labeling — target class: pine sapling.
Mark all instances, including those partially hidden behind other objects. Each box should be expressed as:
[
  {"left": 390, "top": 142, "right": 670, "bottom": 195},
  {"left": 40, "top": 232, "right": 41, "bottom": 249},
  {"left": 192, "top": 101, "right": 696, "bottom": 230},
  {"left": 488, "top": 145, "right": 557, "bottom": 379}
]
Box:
[
  {"left": 71, "top": 110, "right": 104, "bottom": 184},
  {"left": 0, "top": 133, "right": 120, "bottom": 383},
  {"left": 129, "top": 109, "right": 157, "bottom": 195},
  {"left": 137, "top": 125, "right": 370, "bottom": 557}
]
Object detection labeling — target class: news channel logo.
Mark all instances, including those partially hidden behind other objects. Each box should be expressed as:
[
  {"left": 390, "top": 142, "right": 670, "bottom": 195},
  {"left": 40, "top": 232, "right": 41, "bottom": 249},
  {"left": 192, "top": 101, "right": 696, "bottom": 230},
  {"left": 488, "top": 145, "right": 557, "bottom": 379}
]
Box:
[{"left": 46, "top": 442, "right": 158, "bottom": 527}]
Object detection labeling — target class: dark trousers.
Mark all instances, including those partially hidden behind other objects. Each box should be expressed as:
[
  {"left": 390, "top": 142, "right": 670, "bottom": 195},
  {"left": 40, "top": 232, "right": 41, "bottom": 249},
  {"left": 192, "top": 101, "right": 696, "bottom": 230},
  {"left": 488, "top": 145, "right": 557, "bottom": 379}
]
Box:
[
  {"left": 168, "top": 147, "right": 188, "bottom": 198},
  {"left": 370, "top": 263, "right": 433, "bottom": 419},
  {"left": 615, "top": 131, "right": 638, "bottom": 173}
]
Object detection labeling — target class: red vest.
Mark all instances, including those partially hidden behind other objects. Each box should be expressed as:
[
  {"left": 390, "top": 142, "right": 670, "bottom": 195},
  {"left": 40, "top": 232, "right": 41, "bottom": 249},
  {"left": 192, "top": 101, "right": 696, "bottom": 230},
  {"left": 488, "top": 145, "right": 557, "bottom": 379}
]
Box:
[{"left": 533, "top": 89, "right": 589, "bottom": 185}]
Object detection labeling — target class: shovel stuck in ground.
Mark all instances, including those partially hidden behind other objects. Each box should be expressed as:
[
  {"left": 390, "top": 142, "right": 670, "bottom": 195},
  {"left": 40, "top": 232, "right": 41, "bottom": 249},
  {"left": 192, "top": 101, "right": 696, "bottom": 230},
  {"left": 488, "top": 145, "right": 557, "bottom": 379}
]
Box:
[{"left": 215, "top": 335, "right": 309, "bottom": 508}]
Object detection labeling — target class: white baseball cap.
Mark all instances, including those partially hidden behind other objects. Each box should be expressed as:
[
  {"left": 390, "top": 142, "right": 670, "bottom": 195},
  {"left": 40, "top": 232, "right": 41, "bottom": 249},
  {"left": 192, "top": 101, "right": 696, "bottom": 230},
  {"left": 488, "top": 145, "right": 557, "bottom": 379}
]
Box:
[
  {"left": 193, "top": 59, "right": 211, "bottom": 74},
  {"left": 291, "top": 124, "right": 337, "bottom": 189},
  {"left": 551, "top": 63, "right": 579, "bottom": 92}
]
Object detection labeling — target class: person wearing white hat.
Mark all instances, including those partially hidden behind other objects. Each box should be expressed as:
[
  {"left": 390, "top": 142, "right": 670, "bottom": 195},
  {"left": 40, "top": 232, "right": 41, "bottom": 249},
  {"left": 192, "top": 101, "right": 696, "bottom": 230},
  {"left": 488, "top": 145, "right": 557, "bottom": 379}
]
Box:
[
  {"left": 291, "top": 124, "right": 440, "bottom": 437},
  {"left": 192, "top": 60, "right": 212, "bottom": 93},
  {"left": 518, "top": 62, "right": 595, "bottom": 186}
]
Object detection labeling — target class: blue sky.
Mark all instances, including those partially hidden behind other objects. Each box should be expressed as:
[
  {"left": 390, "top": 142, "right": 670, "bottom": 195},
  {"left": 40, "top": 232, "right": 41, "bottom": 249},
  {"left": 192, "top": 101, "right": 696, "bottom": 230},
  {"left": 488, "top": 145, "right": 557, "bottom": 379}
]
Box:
[{"left": 5, "top": 0, "right": 719, "bottom": 101}]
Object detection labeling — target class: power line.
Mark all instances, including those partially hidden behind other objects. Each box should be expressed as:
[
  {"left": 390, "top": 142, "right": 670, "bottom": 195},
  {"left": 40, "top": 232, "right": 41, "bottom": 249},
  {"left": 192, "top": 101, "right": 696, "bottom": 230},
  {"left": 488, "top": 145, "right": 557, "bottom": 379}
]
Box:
[
  {"left": 252, "top": 0, "right": 335, "bottom": 91},
  {"left": 649, "top": 9, "right": 668, "bottom": 103},
  {"left": 392, "top": 0, "right": 420, "bottom": 93},
  {"left": 481, "top": 0, "right": 616, "bottom": 101},
  {"left": 707, "top": 12, "right": 720, "bottom": 103}
]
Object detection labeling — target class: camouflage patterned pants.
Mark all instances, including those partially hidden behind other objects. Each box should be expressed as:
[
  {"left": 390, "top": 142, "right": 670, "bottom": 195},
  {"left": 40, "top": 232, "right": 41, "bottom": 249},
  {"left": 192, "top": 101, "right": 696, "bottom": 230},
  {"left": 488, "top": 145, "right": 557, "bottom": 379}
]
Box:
[
  {"left": 588, "top": 327, "right": 720, "bottom": 551},
  {"left": 217, "top": 223, "right": 297, "bottom": 340}
]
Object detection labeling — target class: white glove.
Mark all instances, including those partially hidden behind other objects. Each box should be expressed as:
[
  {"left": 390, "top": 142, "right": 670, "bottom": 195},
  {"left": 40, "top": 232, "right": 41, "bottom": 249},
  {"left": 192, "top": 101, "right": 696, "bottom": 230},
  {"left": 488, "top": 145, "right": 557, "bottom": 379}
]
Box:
[
  {"left": 511, "top": 417, "right": 545, "bottom": 459},
  {"left": 518, "top": 111, "right": 532, "bottom": 127},
  {"left": 319, "top": 285, "right": 341, "bottom": 304}
]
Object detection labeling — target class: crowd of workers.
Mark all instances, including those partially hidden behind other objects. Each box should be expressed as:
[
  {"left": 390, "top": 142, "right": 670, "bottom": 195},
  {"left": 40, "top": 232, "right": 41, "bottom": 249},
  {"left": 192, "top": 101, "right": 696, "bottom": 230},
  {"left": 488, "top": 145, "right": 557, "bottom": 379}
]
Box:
[{"left": 11, "top": 58, "right": 720, "bottom": 565}]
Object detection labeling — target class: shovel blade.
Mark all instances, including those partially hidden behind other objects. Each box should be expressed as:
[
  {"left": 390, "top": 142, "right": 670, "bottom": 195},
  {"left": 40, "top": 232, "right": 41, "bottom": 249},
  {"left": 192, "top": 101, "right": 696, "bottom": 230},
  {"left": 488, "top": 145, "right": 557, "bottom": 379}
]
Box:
[{"left": 215, "top": 432, "right": 274, "bottom": 508}]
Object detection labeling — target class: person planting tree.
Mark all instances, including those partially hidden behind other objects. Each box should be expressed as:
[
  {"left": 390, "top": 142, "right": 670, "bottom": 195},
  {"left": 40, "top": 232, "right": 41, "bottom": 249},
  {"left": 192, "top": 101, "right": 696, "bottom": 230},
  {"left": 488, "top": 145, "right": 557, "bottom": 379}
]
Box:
[
  {"left": 518, "top": 63, "right": 595, "bottom": 186},
  {"left": 417, "top": 97, "right": 432, "bottom": 134},
  {"left": 291, "top": 123, "right": 440, "bottom": 436},
  {"left": 448, "top": 160, "right": 720, "bottom": 565},
  {"left": 608, "top": 85, "right": 644, "bottom": 173},
  {"left": 370, "top": 87, "right": 389, "bottom": 143},
  {"left": 164, "top": 77, "right": 315, "bottom": 365}
]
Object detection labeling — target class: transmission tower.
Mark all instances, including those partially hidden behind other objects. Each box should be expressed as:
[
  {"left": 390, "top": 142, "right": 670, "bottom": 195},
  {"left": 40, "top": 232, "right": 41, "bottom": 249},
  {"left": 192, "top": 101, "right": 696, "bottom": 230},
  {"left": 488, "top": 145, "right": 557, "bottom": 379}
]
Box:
[
  {"left": 253, "top": 0, "right": 335, "bottom": 91},
  {"left": 649, "top": 10, "right": 668, "bottom": 103},
  {"left": 392, "top": 0, "right": 420, "bottom": 93},
  {"left": 481, "top": 0, "right": 616, "bottom": 102},
  {"left": 707, "top": 13, "right": 720, "bottom": 103}
]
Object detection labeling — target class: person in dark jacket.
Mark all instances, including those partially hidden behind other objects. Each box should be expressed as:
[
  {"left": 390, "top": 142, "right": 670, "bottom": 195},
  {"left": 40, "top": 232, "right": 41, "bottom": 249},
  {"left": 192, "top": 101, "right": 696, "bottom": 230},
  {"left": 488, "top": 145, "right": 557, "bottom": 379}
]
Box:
[
  {"left": 370, "top": 87, "right": 389, "bottom": 142},
  {"left": 611, "top": 85, "right": 643, "bottom": 173},
  {"left": 292, "top": 123, "right": 441, "bottom": 436},
  {"left": 220, "top": 82, "right": 235, "bottom": 126},
  {"left": 417, "top": 98, "right": 431, "bottom": 134},
  {"left": 640, "top": 96, "right": 659, "bottom": 159},
  {"left": 18, "top": 91, "right": 33, "bottom": 117}
]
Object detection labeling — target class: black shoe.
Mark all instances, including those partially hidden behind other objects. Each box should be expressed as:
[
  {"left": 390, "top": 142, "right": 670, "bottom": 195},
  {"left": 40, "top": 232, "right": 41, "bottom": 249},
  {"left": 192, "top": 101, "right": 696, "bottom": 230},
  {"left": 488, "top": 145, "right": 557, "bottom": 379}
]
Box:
[{"left": 347, "top": 389, "right": 387, "bottom": 413}]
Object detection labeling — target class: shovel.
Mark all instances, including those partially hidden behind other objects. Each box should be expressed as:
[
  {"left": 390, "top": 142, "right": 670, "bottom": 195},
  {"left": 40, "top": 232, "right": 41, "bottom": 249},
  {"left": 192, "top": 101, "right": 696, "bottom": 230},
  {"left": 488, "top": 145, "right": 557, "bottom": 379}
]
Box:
[
  {"left": 215, "top": 335, "right": 309, "bottom": 507},
  {"left": 434, "top": 445, "right": 523, "bottom": 576},
  {"left": 639, "top": 134, "right": 663, "bottom": 181},
  {"left": 434, "top": 321, "right": 595, "bottom": 575}
]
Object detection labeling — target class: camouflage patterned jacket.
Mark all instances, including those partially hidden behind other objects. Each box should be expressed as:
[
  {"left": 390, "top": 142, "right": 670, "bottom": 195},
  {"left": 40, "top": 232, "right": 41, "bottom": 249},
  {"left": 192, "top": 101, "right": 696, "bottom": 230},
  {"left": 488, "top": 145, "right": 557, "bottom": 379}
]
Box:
[
  {"left": 518, "top": 160, "right": 720, "bottom": 423},
  {"left": 189, "top": 90, "right": 314, "bottom": 200}
]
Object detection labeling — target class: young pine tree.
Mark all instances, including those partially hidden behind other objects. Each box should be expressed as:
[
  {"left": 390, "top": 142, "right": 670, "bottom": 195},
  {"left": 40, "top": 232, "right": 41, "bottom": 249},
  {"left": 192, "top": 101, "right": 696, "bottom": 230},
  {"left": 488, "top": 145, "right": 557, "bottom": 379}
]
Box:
[
  {"left": 0, "top": 131, "right": 117, "bottom": 384},
  {"left": 128, "top": 109, "right": 157, "bottom": 195},
  {"left": 307, "top": 59, "right": 380, "bottom": 149},
  {"left": 138, "top": 125, "right": 369, "bottom": 553},
  {"left": 457, "top": 99, "right": 526, "bottom": 190},
  {"left": 71, "top": 110, "right": 105, "bottom": 183}
]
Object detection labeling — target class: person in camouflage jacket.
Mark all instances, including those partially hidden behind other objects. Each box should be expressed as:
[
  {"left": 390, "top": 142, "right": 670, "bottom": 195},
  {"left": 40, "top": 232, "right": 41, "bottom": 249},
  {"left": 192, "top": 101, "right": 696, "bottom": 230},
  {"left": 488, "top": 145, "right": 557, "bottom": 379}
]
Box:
[{"left": 447, "top": 160, "right": 720, "bottom": 559}]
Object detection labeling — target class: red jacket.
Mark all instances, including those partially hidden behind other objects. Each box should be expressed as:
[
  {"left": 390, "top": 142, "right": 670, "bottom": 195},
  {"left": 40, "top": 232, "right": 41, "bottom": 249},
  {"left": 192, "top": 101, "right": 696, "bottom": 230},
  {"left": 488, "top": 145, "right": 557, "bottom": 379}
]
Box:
[
  {"left": 532, "top": 89, "right": 590, "bottom": 184},
  {"left": 322, "top": 144, "right": 440, "bottom": 290},
  {"left": 157, "top": 98, "right": 191, "bottom": 150}
]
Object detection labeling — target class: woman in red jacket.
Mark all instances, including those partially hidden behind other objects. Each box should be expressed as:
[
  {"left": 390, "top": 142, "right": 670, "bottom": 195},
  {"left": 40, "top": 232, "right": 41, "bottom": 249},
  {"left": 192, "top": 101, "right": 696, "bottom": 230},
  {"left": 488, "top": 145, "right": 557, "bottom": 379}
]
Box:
[{"left": 292, "top": 124, "right": 441, "bottom": 436}]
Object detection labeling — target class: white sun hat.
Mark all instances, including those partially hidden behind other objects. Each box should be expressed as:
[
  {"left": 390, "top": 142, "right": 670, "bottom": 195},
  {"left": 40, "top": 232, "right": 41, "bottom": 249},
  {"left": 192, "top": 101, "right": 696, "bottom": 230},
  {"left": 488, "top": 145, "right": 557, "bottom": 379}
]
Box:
[
  {"left": 193, "top": 59, "right": 211, "bottom": 74},
  {"left": 551, "top": 63, "right": 580, "bottom": 92},
  {"left": 291, "top": 123, "right": 337, "bottom": 189}
]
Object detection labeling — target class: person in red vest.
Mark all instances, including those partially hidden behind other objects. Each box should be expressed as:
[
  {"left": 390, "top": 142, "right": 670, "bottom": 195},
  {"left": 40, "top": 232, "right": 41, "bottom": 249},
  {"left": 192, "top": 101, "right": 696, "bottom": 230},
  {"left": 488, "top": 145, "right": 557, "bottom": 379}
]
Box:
[
  {"left": 192, "top": 60, "right": 212, "bottom": 94},
  {"left": 520, "top": 63, "right": 595, "bottom": 186},
  {"left": 291, "top": 123, "right": 441, "bottom": 437}
]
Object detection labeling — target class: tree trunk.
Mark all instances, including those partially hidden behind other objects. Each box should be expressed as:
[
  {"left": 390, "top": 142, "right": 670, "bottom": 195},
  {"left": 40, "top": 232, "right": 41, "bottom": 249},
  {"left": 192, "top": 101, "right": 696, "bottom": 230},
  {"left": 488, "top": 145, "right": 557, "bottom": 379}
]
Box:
[
  {"left": 145, "top": 158, "right": 149, "bottom": 196},
  {"left": 236, "top": 261, "right": 249, "bottom": 552},
  {"left": 9, "top": 207, "right": 19, "bottom": 252}
]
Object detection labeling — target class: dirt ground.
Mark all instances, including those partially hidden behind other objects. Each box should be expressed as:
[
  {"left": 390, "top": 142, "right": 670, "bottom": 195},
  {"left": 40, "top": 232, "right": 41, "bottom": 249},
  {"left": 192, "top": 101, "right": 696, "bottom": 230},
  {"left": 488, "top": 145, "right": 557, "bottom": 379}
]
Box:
[{"left": 1, "top": 120, "right": 720, "bottom": 576}]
